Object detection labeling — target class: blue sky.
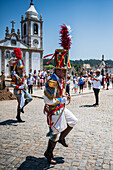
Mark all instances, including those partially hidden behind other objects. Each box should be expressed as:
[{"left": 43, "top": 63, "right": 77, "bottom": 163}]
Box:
[{"left": 0, "top": 0, "right": 113, "bottom": 60}]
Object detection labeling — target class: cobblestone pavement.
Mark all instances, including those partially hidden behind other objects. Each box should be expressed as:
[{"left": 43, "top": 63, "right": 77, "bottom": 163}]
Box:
[{"left": 0, "top": 89, "right": 113, "bottom": 170}]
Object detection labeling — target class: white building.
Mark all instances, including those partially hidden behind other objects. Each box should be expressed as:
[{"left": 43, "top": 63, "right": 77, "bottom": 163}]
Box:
[
  {"left": 83, "top": 64, "right": 91, "bottom": 70},
  {"left": 0, "top": 0, "right": 43, "bottom": 77},
  {"left": 98, "top": 55, "right": 113, "bottom": 75}
]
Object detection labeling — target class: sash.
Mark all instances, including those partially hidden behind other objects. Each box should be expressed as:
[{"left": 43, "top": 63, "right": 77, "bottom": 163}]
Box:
[
  {"left": 44, "top": 103, "right": 64, "bottom": 127},
  {"left": 57, "top": 81, "right": 63, "bottom": 97},
  {"left": 14, "top": 75, "right": 25, "bottom": 90}
]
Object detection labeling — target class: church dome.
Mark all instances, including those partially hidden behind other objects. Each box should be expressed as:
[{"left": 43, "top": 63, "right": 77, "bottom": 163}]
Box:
[{"left": 25, "top": 4, "right": 38, "bottom": 19}]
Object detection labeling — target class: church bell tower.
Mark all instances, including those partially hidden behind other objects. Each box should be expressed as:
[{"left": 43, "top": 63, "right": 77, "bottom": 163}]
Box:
[{"left": 20, "top": 0, "right": 43, "bottom": 49}]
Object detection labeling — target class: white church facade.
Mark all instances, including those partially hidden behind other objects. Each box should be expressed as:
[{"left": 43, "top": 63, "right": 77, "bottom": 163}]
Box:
[{"left": 0, "top": 0, "right": 43, "bottom": 77}]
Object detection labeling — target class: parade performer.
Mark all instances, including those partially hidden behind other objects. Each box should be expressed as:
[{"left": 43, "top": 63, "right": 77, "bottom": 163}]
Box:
[
  {"left": 43, "top": 49, "right": 78, "bottom": 164},
  {"left": 11, "top": 48, "right": 32, "bottom": 122}
]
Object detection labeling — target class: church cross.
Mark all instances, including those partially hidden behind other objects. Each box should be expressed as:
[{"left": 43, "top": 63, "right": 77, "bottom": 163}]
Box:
[
  {"left": 11, "top": 21, "right": 15, "bottom": 28},
  {"left": 30, "top": 0, "right": 34, "bottom": 5}
]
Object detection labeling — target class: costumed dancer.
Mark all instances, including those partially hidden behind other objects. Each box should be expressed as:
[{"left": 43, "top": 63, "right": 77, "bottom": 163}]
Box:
[
  {"left": 11, "top": 48, "right": 32, "bottom": 122},
  {"left": 43, "top": 49, "right": 78, "bottom": 164}
]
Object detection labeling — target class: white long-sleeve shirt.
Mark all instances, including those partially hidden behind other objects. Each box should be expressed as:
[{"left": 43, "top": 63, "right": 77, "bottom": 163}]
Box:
[
  {"left": 27, "top": 77, "right": 35, "bottom": 85},
  {"left": 93, "top": 75, "right": 102, "bottom": 89}
]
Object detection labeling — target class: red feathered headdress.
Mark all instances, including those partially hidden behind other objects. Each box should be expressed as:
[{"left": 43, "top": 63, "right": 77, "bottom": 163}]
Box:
[
  {"left": 59, "top": 24, "right": 72, "bottom": 50},
  {"left": 13, "top": 48, "right": 25, "bottom": 70},
  {"left": 43, "top": 24, "right": 72, "bottom": 68},
  {"left": 14, "top": 48, "right": 22, "bottom": 59}
]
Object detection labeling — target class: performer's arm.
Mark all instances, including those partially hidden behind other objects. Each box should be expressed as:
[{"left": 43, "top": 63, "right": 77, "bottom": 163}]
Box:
[
  {"left": 11, "top": 75, "right": 17, "bottom": 88},
  {"left": 11, "top": 75, "right": 24, "bottom": 90},
  {"left": 93, "top": 75, "right": 102, "bottom": 82},
  {"left": 44, "top": 80, "right": 67, "bottom": 106}
]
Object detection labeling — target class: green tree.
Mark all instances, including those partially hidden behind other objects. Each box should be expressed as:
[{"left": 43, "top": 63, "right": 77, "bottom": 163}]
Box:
[{"left": 44, "top": 65, "right": 54, "bottom": 70}]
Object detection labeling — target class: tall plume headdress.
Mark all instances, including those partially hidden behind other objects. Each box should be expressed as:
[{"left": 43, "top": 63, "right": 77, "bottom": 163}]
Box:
[
  {"left": 59, "top": 24, "right": 72, "bottom": 50},
  {"left": 43, "top": 24, "right": 72, "bottom": 69}
]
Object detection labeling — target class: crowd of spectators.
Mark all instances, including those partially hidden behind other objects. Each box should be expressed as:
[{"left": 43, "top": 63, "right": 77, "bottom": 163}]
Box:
[
  {"left": 10, "top": 68, "right": 53, "bottom": 94},
  {"left": 10, "top": 68, "right": 113, "bottom": 95},
  {"left": 71, "top": 71, "right": 113, "bottom": 94}
]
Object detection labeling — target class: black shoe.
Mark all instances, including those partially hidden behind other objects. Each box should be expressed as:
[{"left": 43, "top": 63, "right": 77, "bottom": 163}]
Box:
[
  {"left": 58, "top": 125, "right": 72, "bottom": 147},
  {"left": 16, "top": 116, "right": 22, "bottom": 122},
  {"left": 44, "top": 151, "right": 56, "bottom": 164},
  {"left": 93, "top": 104, "right": 99, "bottom": 107},
  {"left": 58, "top": 138, "right": 68, "bottom": 147},
  {"left": 44, "top": 139, "right": 57, "bottom": 164},
  {"left": 21, "top": 108, "right": 24, "bottom": 113},
  {"left": 16, "top": 108, "right": 23, "bottom": 122}
]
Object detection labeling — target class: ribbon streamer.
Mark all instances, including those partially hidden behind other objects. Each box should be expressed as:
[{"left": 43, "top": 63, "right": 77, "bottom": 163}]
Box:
[
  {"left": 46, "top": 52, "right": 56, "bottom": 65},
  {"left": 43, "top": 54, "right": 53, "bottom": 59}
]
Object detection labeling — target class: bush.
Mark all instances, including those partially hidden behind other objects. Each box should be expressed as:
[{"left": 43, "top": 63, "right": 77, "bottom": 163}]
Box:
[{"left": 44, "top": 65, "right": 54, "bottom": 70}]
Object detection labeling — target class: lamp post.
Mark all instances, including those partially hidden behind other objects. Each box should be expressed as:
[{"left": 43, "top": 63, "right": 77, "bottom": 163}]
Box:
[{"left": 105, "top": 63, "right": 108, "bottom": 74}]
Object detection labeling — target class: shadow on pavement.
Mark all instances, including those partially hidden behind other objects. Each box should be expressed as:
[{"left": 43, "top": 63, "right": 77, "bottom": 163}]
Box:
[
  {"left": 79, "top": 104, "right": 94, "bottom": 108},
  {"left": 0, "top": 119, "right": 25, "bottom": 126},
  {"left": 107, "top": 95, "right": 113, "bottom": 96},
  {"left": 17, "top": 156, "right": 64, "bottom": 169}
]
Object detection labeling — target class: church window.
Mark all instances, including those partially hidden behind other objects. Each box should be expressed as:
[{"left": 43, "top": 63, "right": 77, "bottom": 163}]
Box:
[
  {"left": 33, "top": 39, "right": 39, "bottom": 47},
  {"left": 24, "top": 23, "right": 26, "bottom": 35},
  {"left": 34, "top": 23, "right": 38, "bottom": 34},
  {"left": 11, "top": 39, "right": 16, "bottom": 45},
  {"left": 6, "top": 51, "right": 10, "bottom": 58}
]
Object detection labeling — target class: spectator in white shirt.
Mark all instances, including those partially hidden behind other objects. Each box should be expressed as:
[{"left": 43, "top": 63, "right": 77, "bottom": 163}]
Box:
[
  {"left": 42, "top": 69, "right": 47, "bottom": 85},
  {"left": 88, "top": 74, "right": 92, "bottom": 90},
  {"left": 27, "top": 73, "right": 35, "bottom": 94},
  {"left": 47, "top": 72, "right": 52, "bottom": 81},
  {"left": 93, "top": 69, "right": 102, "bottom": 107}
]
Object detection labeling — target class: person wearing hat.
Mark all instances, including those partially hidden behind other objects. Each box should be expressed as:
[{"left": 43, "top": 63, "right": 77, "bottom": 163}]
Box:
[
  {"left": 43, "top": 49, "right": 78, "bottom": 164},
  {"left": 93, "top": 69, "right": 102, "bottom": 107},
  {"left": 11, "top": 48, "right": 32, "bottom": 122}
]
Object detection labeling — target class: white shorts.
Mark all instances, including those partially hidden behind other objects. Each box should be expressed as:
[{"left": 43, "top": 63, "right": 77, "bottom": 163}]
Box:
[
  {"left": 50, "top": 108, "right": 78, "bottom": 141},
  {"left": 64, "top": 108, "right": 78, "bottom": 127}
]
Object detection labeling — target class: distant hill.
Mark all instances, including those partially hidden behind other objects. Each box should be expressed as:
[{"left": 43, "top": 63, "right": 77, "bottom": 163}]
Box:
[
  {"left": 43, "top": 59, "right": 113, "bottom": 67},
  {"left": 70, "top": 59, "right": 113, "bottom": 67}
]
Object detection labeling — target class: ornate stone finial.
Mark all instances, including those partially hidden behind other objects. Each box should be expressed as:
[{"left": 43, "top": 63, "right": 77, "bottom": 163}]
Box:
[
  {"left": 40, "top": 14, "right": 42, "bottom": 21},
  {"left": 5, "top": 26, "right": 9, "bottom": 37},
  {"left": 17, "top": 29, "right": 20, "bottom": 38},
  {"left": 102, "top": 55, "right": 104, "bottom": 61},
  {"left": 30, "top": 0, "right": 34, "bottom": 5},
  {"left": 21, "top": 15, "right": 24, "bottom": 21},
  {"left": 11, "top": 21, "right": 15, "bottom": 33},
  {"left": 6, "top": 26, "right": 9, "bottom": 32}
]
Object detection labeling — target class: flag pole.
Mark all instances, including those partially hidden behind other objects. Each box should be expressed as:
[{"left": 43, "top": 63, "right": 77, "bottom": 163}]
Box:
[{"left": 65, "top": 39, "right": 69, "bottom": 93}]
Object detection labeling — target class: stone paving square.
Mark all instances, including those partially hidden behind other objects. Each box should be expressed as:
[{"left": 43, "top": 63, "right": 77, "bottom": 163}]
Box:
[{"left": 0, "top": 89, "right": 113, "bottom": 170}]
